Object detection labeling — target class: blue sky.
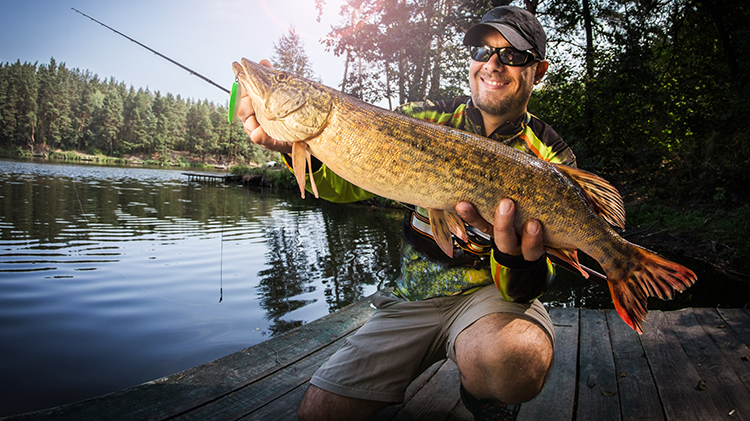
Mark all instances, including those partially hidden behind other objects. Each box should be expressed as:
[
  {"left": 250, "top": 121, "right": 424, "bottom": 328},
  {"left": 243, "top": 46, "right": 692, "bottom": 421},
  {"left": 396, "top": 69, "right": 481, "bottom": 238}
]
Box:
[{"left": 0, "top": 0, "right": 347, "bottom": 106}]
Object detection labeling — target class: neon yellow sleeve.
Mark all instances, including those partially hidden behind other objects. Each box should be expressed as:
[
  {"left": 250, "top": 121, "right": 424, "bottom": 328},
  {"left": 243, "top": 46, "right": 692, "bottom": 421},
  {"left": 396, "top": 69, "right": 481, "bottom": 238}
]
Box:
[
  {"left": 284, "top": 156, "right": 376, "bottom": 203},
  {"left": 308, "top": 164, "right": 377, "bottom": 203}
]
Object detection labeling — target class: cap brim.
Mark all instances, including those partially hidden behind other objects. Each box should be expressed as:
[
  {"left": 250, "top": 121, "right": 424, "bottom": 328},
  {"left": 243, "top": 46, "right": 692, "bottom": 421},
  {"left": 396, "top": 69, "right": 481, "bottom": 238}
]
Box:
[{"left": 463, "top": 23, "right": 534, "bottom": 52}]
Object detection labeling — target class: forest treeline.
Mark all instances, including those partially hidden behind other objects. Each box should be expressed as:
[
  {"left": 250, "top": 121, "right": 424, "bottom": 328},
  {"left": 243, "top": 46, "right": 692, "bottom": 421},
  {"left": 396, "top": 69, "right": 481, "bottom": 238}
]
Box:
[
  {"left": 1, "top": 0, "right": 749, "bottom": 204},
  {"left": 0, "top": 58, "right": 260, "bottom": 165}
]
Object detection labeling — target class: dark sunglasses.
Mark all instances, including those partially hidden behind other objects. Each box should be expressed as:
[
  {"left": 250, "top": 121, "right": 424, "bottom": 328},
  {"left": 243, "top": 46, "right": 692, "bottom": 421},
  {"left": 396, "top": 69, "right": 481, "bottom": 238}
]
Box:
[{"left": 468, "top": 45, "right": 539, "bottom": 67}]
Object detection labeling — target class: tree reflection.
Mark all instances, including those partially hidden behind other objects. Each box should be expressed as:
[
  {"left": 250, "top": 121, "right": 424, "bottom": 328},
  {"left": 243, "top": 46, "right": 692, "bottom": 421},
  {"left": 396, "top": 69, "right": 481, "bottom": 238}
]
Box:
[
  {"left": 255, "top": 199, "right": 402, "bottom": 336},
  {"left": 0, "top": 161, "right": 404, "bottom": 338}
]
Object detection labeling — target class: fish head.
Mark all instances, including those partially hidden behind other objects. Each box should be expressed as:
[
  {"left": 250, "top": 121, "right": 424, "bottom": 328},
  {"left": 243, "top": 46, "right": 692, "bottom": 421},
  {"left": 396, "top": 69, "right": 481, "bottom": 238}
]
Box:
[{"left": 233, "top": 58, "right": 332, "bottom": 143}]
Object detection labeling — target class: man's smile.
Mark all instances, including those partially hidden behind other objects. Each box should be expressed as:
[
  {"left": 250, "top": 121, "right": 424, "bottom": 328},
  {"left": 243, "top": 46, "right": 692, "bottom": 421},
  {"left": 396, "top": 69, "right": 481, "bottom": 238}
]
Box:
[{"left": 480, "top": 75, "right": 511, "bottom": 89}]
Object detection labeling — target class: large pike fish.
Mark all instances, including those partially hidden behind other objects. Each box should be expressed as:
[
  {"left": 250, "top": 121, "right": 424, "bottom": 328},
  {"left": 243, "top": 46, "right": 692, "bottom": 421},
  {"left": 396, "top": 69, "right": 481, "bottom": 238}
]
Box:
[{"left": 232, "top": 58, "right": 696, "bottom": 333}]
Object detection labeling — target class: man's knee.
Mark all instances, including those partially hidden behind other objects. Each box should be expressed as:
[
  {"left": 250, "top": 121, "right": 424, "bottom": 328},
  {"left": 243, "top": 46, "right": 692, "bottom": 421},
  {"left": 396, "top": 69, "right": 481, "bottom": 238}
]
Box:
[
  {"left": 486, "top": 334, "right": 552, "bottom": 400},
  {"left": 456, "top": 313, "right": 553, "bottom": 403}
]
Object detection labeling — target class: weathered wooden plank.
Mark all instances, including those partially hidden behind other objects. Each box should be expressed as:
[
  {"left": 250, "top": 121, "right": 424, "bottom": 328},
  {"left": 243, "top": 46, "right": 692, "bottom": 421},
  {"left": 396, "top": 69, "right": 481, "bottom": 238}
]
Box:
[
  {"left": 606, "top": 310, "right": 664, "bottom": 421},
  {"left": 174, "top": 330, "right": 361, "bottom": 420},
  {"left": 391, "top": 360, "right": 462, "bottom": 421},
  {"left": 717, "top": 308, "right": 750, "bottom": 349},
  {"left": 663, "top": 309, "right": 750, "bottom": 420},
  {"left": 13, "top": 303, "right": 750, "bottom": 421},
  {"left": 693, "top": 308, "right": 750, "bottom": 394},
  {"left": 640, "top": 310, "right": 718, "bottom": 420},
  {"left": 237, "top": 384, "right": 307, "bottom": 421},
  {"left": 518, "top": 307, "right": 579, "bottom": 421},
  {"left": 244, "top": 359, "right": 445, "bottom": 421},
  {"left": 12, "top": 297, "right": 374, "bottom": 421},
  {"left": 576, "top": 310, "right": 620, "bottom": 421},
  {"left": 372, "top": 360, "right": 445, "bottom": 421}
]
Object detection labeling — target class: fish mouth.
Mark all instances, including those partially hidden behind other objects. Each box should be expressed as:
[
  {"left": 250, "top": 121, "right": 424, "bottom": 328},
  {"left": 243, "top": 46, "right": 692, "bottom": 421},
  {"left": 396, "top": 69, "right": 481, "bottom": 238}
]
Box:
[{"left": 232, "top": 58, "right": 275, "bottom": 103}]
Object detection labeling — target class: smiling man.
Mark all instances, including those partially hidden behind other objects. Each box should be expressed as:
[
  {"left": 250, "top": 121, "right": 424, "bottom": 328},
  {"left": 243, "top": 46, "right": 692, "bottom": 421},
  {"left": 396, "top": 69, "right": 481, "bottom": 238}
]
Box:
[{"left": 238, "top": 6, "right": 576, "bottom": 421}]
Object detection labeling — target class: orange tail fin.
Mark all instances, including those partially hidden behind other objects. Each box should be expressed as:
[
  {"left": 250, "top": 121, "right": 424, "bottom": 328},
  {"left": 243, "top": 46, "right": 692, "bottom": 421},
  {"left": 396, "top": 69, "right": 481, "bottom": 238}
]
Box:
[{"left": 605, "top": 244, "right": 696, "bottom": 333}]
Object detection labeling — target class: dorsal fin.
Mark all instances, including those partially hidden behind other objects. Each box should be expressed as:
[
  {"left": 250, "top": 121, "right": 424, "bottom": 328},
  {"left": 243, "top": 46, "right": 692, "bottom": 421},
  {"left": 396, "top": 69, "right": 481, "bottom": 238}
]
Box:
[{"left": 555, "top": 164, "right": 625, "bottom": 229}]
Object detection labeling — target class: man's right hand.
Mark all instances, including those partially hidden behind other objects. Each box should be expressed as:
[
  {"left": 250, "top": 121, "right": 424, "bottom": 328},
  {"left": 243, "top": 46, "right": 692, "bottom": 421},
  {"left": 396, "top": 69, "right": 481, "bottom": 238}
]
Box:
[{"left": 236, "top": 59, "right": 293, "bottom": 155}]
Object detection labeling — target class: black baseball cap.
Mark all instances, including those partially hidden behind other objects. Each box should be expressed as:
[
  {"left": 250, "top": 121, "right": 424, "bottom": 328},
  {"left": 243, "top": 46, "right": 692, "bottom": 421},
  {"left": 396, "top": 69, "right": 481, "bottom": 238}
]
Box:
[{"left": 463, "top": 6, "right": 547, "bottom": 60}]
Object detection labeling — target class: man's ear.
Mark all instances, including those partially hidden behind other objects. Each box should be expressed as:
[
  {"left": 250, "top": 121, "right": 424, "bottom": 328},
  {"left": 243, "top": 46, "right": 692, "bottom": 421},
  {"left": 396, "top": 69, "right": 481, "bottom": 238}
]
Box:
[{"left": 534, "top": 60, "right": 549, "bottom": 84}]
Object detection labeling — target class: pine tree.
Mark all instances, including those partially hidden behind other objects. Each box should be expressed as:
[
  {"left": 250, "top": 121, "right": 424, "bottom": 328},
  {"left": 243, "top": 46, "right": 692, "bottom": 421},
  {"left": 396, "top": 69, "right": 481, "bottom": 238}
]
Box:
[{"left": 271, "top": 27, "right": 319, "bottom": 81}]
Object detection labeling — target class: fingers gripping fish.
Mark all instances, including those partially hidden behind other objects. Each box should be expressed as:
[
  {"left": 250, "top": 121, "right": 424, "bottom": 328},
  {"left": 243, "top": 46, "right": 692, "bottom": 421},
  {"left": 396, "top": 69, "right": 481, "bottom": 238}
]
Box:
[{"left": 232, "top": 58, "right": 696, "bottom": 333}]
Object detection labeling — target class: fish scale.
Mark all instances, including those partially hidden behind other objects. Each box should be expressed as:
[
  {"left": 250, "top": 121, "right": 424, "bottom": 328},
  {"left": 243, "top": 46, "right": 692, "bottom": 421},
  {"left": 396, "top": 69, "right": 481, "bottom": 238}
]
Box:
[{"left": 233, "top": 58, "right": 696, "bottom": 333}]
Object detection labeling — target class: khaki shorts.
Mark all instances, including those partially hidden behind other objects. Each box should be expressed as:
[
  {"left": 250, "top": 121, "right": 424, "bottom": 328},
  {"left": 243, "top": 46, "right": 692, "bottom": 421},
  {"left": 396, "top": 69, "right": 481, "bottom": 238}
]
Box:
[{"left": 310, "top": 285, "right": 555, "bottom": 403}]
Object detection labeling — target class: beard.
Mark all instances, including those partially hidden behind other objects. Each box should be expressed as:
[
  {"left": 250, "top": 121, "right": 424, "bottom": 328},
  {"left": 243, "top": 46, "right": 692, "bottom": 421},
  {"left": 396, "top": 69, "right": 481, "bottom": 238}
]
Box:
[{"left": 470, "top": 69, "right": 536, "bottom": 118}]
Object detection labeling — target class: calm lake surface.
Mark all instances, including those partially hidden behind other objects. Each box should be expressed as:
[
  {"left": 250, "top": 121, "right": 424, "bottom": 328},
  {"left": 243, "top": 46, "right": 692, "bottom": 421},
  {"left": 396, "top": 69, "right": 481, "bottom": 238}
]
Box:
[{"left": 1, "top": 158, "right": 748, "bottom": 416}]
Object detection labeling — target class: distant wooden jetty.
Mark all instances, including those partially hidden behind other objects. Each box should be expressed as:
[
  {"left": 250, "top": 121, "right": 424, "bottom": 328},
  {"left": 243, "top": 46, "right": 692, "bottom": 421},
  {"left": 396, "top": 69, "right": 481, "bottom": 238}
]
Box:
[
  {"left": 9, "top": 300, "right": 750, "bottom": 420},
  {"left": 182, "top": 172, "right": 241, "bottom": 184}
]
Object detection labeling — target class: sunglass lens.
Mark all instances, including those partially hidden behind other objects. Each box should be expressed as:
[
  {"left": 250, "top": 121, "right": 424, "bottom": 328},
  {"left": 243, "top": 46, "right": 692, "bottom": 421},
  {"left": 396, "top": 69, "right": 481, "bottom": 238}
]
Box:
[
  {"left": 498, "top": 49, "right": 518, "bottom": 66},
  {"left": 470, "top": 46, "right": 491, "bottom": 62}
]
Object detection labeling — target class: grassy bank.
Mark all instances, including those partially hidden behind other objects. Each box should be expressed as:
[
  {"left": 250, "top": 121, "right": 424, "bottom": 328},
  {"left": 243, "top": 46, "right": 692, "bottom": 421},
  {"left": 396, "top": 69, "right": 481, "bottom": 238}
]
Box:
[
  {"left": 624, "top": 200, "right": 750, "bottom": 280},
  {"left": 4, "top": 147, "right": 221, "bottom": 169},
  {"left": 230, "top": 164, "right": 401, "bottom": 209}
]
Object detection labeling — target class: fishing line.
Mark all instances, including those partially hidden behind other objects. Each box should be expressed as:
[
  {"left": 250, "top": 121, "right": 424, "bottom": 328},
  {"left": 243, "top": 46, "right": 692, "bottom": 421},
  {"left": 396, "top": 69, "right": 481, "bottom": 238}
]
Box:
[
  {"left": 71, "top": 8, "right": 230, "bottom": 94},
  {"left": 71, "top": 178, "right": 216, "bottom": 307},
  {"left": 217, "top": 120, "right": 237, "bottom": 303},
  {"left": 73, "top": 7, "right": 238, "bottom": 303}
]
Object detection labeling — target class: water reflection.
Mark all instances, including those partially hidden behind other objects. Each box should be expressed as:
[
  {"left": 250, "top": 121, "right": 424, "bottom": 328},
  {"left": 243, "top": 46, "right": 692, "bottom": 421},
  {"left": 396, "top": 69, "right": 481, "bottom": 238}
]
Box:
[
  {"left": 257, "top": 200, "right": 401, "bottom": 335},
  {"left": 0, "top": 159, "right": 401, "bottom": 416}
]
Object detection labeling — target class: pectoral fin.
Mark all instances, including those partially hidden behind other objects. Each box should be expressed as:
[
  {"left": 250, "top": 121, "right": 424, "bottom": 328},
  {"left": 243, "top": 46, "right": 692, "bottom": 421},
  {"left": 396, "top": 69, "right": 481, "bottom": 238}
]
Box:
[
  {"left": 292, "top": 142, "right": 307, "bottom": 198},
  {"left": 305, "top": 148, "right": 319, "bottom": 198},
  {"left": 428, "top": 209, "right": 455, "bottom": 258},
  {"left": 291, "top": 141, "right": 319, "bottom": 199},
  {"left": 445, "top": 212, "right": 468, "bottom": 243}
]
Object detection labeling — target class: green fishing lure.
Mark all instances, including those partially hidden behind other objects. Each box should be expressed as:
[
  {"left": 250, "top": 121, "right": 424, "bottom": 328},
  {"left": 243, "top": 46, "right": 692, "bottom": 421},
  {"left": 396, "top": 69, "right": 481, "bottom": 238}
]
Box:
[{"left": 228, "top": 79, "right": 240, "bottom": 123}]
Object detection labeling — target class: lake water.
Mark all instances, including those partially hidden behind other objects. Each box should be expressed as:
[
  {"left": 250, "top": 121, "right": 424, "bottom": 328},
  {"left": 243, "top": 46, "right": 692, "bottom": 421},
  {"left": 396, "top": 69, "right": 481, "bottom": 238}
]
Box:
[
  {"left": 1, "top": 158, "right": 748, "bottom": 417},
  {"left": 0, "top": 159, "right": 403, "bottom": 416}
]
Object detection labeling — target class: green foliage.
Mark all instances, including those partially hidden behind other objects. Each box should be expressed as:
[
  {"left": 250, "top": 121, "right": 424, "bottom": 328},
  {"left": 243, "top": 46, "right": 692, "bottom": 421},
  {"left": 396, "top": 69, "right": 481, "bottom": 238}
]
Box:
[
  {"left": 319, "top": 0, "right": 480, "bottom": 105},
  {"left": 0, "top": 59, "right": 267, "bottom": 165},
  {"left": 3, "top": 0, "right": 749, "bottom": 209},
  {"left": 231, "top": 164, "right": 297, "bottom": 189},
  {"left": 314, "top": 0, "right": 748, "bottom": 205},
  {"left": 627, "top": 200, "right": 750, "bottom": 270},
  {"left": 527, "top": 0, "right": 750, "bottom": 204}
]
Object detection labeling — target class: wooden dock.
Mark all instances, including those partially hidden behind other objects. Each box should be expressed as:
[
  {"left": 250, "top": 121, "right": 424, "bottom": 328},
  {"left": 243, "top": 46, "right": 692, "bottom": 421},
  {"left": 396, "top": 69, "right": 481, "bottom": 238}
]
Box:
[
  {"left": 8, "top": 299, "right": 750, "bottom": 420},
  {"left": 182, "top": 172, "right": 241, "bottom": 184}
]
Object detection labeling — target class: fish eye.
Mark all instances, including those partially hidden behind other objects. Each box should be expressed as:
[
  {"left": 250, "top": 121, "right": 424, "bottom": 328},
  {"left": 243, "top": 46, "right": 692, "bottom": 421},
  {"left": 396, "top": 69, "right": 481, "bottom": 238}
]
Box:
[{"left": 276, "top": 72, "right": 288, "bottom": 82}]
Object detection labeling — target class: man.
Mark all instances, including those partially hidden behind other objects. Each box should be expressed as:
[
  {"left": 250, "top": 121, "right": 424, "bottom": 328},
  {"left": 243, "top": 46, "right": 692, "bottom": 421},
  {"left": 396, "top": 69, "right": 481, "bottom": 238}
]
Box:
[{"left": 237, "top": 6, "right": 576, "bottom": 421}]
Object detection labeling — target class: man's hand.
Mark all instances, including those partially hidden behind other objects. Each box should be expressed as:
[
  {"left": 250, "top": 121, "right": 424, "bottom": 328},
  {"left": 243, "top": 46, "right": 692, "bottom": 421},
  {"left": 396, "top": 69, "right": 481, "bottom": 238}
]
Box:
[
  {"left": 235, "top": 59, "right": 293, "bottom": 154},
  {"left": 455, "top": 199, "right": 545, "bottom": 261}
]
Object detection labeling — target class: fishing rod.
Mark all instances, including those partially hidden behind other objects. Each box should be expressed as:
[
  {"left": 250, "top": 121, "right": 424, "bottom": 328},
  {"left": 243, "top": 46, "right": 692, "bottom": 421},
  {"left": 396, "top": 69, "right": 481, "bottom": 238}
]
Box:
[
  {"left": 73, "top": 7, "right": 233, "bottom": 303},
  {"left": 71, "top": 7, "right": 230, "bottom": 94}
]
